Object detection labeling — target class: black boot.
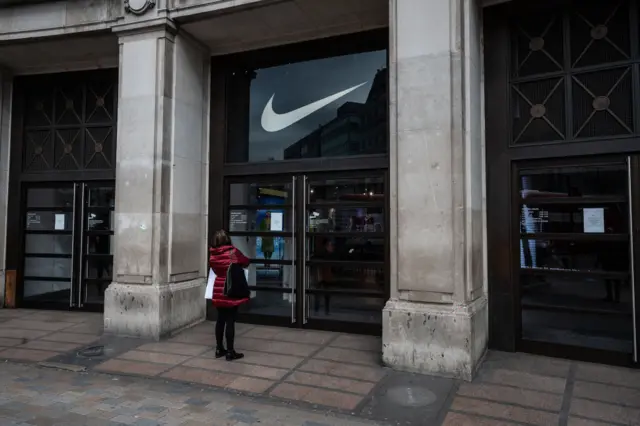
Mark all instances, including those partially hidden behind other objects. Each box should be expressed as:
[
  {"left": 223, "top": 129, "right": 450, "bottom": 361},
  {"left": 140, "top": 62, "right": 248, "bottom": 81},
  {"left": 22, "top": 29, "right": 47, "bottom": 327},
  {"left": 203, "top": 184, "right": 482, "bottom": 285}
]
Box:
[
  {"left": 215, "top": 347, "right": 227, "bottom": 359},
  {"left": 226, "top": 350, "right": 244, "bottom": 361}
]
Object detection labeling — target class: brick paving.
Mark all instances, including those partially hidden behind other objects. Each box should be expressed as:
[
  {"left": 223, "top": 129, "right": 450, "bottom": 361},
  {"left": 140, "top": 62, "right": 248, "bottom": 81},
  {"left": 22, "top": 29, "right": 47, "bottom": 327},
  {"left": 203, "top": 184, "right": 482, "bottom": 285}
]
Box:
[
  {"left": 1, "top": 309, "right": 640, "bottom": 425},
  {"left": 0, "top": 309, "right": 388, "bottom": 414},
  {"left": 443, "top": 351, "right": 640, "bottom": 426},
  {"left": 0, "top": 361, "right": 380, "bottom": 426}
]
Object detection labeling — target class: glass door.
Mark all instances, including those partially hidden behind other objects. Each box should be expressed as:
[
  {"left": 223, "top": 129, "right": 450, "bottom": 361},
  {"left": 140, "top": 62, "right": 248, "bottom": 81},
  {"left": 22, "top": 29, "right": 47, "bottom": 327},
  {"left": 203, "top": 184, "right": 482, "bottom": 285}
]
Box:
[
  {"left": 301, "top": 174, "right": 387, "bottom": 334},
  {"left": 21, "top": 181, "right": 115, "bottom": 311},
  {"left": 225, "top": 172, "right": 388, "bottom": 334},
  {"left": 75, "top": 182, "right": 115, "bottom": 310},
  {"left": 515, "top": 157, "right": 639, "bottom": 364},
  {"left": 22, "top": 184, "right": 76, "bottom": 307},
  {"left": 226, "top": 177, "right": 296, "bottom": 326}
]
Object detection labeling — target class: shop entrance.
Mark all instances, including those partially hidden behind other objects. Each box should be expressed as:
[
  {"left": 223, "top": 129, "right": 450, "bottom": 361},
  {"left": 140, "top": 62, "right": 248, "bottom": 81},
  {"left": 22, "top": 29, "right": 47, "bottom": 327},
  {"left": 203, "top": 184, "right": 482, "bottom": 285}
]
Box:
[
  {"left": 21, "top": 182, "right": 115, "bottom": 311},
  {"left": 514, "top": 156, "right": 640, "bottom": 364},
  {"left": 224, "top": 171, "right": 387, "bottom": 335},
  {"left": 5, "top": 68, "right": 118, "bottom": 311},
  {"left": 484, "top": 0, "right": 640, "bottom": 366},
  {"left": 208, "top": 30, "right": 389, "bottom": 335}
]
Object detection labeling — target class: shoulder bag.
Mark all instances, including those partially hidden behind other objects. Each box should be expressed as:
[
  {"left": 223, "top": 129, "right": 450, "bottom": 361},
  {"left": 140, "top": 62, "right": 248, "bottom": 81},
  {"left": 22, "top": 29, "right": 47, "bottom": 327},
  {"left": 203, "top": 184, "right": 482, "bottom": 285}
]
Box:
[{"left": 224, "top": 250, "right": 250, "bottom": 299}]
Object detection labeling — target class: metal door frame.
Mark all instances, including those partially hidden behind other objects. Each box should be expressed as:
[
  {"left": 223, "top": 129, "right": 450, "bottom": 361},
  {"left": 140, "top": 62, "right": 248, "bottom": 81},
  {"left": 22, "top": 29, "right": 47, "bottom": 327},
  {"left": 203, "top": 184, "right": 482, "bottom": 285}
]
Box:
[
  {"left": 72, "top": 181, "right": 115, "bottom": 311},
  {"left": 628, "top": 156, "right": 640, "bottom": 363},
  {"left": 18, "top": 181, "right": 76, "bottom": 310},
  {"left": 218, "top": 170, "right": 387, "bottom": 335},
  {"left": 18, "top": 180, "right": 114, "bottom": 312},
  {"left": 512, "top": 154, "right": 640, "bottom": 366}
]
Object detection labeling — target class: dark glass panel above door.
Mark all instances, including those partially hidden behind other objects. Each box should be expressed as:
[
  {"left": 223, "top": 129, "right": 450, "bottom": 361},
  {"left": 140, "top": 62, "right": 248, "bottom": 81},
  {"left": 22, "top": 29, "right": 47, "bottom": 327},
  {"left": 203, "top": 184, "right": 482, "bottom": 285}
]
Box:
[
  {"left": 511, "top": 12, "right": 564, "bottom": 77},
  {"left": 229, "top": 182, "right": 292, "bottom": 206},
  {"left": 519, "top": 165, "right": 627, "bottom": 199},
  {"left": 508, "top": 0, "right": 640, "bottom": 147},
  {"left": 512, "top": 77, "right": 566, "bottom": 144},
  {"left": 19, "top": 69, "right": 118, "bottom": 174},
  {"left": 225, "top": 49, "right": 388, "bottom": 163},
  {"left": 308, "top": 176, "right": 384, "bottom": 204},
  {"left": 570, "top": 0, "right": 631, "bottom": 68},
  {"left": 27, "top": 187, "right": 74, "bottom": 208}
]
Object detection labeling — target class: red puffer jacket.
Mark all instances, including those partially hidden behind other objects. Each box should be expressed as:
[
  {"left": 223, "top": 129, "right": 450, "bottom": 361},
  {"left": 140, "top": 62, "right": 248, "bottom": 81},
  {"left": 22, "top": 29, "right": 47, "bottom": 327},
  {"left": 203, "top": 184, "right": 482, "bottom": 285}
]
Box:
[{"left": 209, "top": 245, "right": 251, "bottom": 308}]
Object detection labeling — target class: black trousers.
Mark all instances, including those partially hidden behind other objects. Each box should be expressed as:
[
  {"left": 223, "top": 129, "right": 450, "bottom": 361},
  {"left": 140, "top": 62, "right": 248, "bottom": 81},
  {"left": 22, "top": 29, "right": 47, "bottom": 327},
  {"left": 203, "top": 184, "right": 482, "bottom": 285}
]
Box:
[{"left": 215, "top": 306, "right": 238, "bottom": 351}]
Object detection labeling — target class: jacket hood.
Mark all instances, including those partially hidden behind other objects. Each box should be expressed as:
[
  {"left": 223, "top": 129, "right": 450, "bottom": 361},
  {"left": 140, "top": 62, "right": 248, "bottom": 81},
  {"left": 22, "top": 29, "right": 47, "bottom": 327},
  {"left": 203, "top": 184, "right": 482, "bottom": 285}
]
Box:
[{"left": 210, "top": 245, "right": 233, "bottom": 256}]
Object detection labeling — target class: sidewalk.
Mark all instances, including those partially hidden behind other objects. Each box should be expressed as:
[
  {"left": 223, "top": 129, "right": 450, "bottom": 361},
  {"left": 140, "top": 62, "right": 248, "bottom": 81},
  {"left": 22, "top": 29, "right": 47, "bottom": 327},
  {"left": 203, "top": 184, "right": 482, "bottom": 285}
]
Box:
[
  {"left": 0, "top": 309, "right": 639, "bottom": 425},
  {"left": 0, "top": 361, "right": 382, "bottom": 426}
]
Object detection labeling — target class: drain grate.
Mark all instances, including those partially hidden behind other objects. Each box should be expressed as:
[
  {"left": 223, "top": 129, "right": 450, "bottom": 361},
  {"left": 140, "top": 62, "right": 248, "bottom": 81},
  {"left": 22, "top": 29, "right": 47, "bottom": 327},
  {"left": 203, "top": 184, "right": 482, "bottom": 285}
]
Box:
[
  {"left": 77, "top": 345, "right": 105, "bottom": 358},
  {"left": 384, "top": 386, "right": 438, "bottom": 407}
]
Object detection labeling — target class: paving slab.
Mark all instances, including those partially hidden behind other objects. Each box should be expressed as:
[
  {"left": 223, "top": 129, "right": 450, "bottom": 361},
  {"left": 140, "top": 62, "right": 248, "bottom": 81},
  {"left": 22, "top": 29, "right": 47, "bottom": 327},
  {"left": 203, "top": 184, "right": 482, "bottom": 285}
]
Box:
[
  {"left": 1, "top": 309, "right": 640, "bottom": 426},
  {"left": 0, "top": 362, "right": 382, "bottom": 426}
]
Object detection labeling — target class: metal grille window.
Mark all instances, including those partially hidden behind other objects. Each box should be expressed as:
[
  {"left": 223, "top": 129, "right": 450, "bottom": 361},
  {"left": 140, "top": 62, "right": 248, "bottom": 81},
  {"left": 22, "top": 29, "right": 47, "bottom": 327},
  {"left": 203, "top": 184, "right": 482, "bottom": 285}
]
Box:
[
  {"left": 22, "top": 72, "right": 117, "bottom": 173},
  {"left": 510, "top": 0, "right": 638, "bottom": 145}
]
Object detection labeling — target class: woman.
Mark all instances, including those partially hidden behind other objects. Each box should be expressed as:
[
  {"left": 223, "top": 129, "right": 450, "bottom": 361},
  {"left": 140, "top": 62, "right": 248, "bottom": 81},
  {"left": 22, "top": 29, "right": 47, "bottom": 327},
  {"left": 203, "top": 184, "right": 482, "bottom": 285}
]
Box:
[{"left": 209, "top": 229, "right": 250, "bottom": 361}]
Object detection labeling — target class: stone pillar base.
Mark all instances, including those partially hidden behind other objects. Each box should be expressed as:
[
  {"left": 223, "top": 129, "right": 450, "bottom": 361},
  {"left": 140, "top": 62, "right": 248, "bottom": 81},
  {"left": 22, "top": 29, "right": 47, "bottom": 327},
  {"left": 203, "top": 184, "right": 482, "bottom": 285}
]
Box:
[
  {"left": 103, "top": 279, "right": 205, "bottom": 340},
  {"left": 382, "top": 297, "right": 488, "bottom": 381}
]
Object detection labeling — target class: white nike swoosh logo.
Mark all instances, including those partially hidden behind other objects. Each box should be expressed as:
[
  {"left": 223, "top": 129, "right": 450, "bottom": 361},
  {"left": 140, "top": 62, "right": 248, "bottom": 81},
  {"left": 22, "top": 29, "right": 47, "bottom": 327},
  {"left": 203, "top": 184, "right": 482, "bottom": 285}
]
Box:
[{"left": 261, "top": 82, "right": 367, "bottom": 132}]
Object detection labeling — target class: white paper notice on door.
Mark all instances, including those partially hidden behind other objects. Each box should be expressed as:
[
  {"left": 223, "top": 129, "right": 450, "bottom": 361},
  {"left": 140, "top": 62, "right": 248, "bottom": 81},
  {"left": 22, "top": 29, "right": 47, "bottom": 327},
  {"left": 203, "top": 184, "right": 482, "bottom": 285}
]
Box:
[
  {"left": 270, "top": 212, "right": 283, "bottom": 231},
  {"left": 54, "top": 214, "right": 66, "bottom": 230},
  {"left": 583, "top": 208, "right": 605, "bottom": 233}
]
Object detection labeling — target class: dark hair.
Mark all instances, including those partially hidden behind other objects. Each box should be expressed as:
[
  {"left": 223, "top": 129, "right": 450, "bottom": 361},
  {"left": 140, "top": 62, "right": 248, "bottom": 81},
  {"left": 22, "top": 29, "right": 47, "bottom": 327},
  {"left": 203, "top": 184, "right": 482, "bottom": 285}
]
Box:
[{"left": 211, "top": 229, "right": 232, "bottom": 248}]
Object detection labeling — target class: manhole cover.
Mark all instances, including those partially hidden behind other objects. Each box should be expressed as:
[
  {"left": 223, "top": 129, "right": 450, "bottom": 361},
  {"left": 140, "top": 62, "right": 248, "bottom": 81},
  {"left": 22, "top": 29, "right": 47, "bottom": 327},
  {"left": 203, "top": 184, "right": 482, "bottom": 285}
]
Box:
[
  {"left": 77, "top": 345, "right": 105, "bottom": 358},
  {"left": 385, "top": 386, "right": 437, "bottom": 407}
]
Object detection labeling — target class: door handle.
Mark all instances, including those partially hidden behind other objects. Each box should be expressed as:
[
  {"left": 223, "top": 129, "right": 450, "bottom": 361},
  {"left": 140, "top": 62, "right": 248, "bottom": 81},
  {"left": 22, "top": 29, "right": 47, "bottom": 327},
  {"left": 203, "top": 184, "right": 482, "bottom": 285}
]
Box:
[
  {"left": 302, "top": 175, "right": 308, "bottom": 325},
  {"left": 78, "top": 183, "right": 86, "bottom": 308},
  {"left": 291, "top": 176, "right": 296, "bottom": 324},
  {"left": 70, "top": 183, "right": 77, "bottom": 308},
  {"left": 627, "top": 156, "right": 637, "bottom": 362}
]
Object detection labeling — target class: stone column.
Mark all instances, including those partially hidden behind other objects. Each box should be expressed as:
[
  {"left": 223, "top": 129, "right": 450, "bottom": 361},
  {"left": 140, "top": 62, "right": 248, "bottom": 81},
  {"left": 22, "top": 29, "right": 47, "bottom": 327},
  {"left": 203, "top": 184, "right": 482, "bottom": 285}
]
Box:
[
  {"left": 104, "top": 19, "right": 210, "bottom": 339},
  {"left": 383, "top": 0, "right": 487, "bottom": 380},
  {"left": 0, "top": 70, "right": 12, "bottom": 308}
]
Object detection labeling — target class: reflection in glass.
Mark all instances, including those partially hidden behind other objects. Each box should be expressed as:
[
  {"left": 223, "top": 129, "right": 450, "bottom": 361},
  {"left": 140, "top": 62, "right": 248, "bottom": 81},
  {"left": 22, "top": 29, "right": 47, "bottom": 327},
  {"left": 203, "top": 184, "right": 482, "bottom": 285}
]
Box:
[
  {"left": 226, "top": 50, "right": 388, "bottom": 163},
  {"left": 519, "top": 165, "right": 626, "bottom": 200},
  {"left": 521, "top": 273, "right": 633, "bottom": 352},
  {"left": 24, "top": 257, "right": 71, "bottom": 278},
  {"left": 519, "top": 204, "right": 628, "bottom": 234},
  {"left": 23, "top": 279, "right": 71, "bottom": 301},
  {"left": 87, "top": 210, "right": 113, "bottom": 231},
  {"left": 85, "top": 257, "right": 112, "bottom": 280},
  {"left": 84, "top": 282, "right": 107, "bottom": 304},
  {"left": 307, "top": 235, "right": 384, "bottom": 318},
  {"left": 519, "top": 240, "right": 629, "bottom": 273},
  {"left": 88, "top": 187, "right": 115, "bottom": 208},
  {"left": 229, "top": 237, "right": 295, "bottom": 298},
  {"left": 239, "top": 290, "right": 293, "bottom": 318},
  {"left": 307, "top": 263, "right": 384, "bottom": 295},
  {"left": 229, "top": 209, "right": 291, "bottom": 234},
  {"left": 25, "top": 211, "right": 73, "bottom": 231},
  {"left": 519, "top": 165, "right": 628, "bottom": 270},
  {"left": 27, "top": 187, "right": 74, "bottom": 208},
  {"left": 87, "top": 235, "right": 113, "bottom": 255},
  {"left": 230, "top": 236, "right": 293, "bottom": 262},
  {"left": 308, "top": 177, "right": 384, "bottom": 203},
  {"left": 307, "top": 294, "right": 384, "bottom": 324},
  {"left": 25, "top": 234, "right": 72, "bottom": 255},
  {"left": 308, "top": 236, "right": 384, "bottom": 263},
  {"left": 229, "top": 182, "right": 291, "bottom": 205},
  {"left": 308, "top": 206, "right": 384, "bottom": 233},
  {"left": 517, "top": 163, "right": 634, "bottom": 354}
]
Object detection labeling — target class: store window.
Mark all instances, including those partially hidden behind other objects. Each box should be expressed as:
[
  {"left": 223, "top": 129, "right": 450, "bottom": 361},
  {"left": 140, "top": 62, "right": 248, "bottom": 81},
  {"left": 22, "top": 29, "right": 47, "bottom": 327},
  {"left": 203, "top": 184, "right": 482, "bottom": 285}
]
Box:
[{"left": 225, "top": 50, "right": 388, "bottom": 163}]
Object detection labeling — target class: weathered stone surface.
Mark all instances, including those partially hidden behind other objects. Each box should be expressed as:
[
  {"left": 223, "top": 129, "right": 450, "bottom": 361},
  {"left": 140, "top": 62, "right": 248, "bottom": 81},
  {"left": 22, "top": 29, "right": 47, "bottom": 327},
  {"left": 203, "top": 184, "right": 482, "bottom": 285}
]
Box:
[
  {"left": 105, "top": 22, "right": 209, "bottom": 339},
  {"left": 384, "top": 0, "right": 486, "bottom": 380}
]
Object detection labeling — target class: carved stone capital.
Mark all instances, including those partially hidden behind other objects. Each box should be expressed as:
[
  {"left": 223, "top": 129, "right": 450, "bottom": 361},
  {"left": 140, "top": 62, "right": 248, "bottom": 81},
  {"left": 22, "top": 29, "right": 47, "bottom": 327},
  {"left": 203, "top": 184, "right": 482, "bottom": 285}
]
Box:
[{"left": 124, "top": 0, "right": 156, "bottom": 15}]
